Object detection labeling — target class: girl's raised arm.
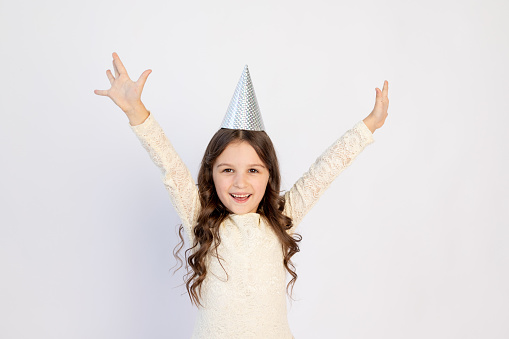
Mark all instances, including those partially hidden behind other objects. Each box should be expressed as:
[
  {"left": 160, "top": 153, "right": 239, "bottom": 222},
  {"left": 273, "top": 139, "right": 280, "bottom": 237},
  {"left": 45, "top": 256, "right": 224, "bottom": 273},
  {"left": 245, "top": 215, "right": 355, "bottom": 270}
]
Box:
[
  {"left": 283, "top": 81, "right": 389, "bottom": 232},
  {"left": 94, "top": 53, "right": 199, "bottom": 246},
  {"left": 129, "top": 112, "right": 200, "bottom": 247}
]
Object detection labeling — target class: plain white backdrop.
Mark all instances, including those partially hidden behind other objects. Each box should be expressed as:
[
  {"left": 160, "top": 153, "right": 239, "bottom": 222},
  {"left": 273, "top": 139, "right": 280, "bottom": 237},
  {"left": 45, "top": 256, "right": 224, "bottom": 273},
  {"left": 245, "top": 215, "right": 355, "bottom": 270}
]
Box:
[{"left": 1, "top": 0, "right": 508, "bottom": 338}]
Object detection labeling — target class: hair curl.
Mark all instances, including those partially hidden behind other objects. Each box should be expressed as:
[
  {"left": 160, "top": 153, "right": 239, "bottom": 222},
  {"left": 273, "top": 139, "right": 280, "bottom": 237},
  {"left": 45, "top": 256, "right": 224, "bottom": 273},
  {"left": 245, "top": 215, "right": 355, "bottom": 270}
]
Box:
[{"left": 172, "top": 128, "right": 302, "bottom": 307}]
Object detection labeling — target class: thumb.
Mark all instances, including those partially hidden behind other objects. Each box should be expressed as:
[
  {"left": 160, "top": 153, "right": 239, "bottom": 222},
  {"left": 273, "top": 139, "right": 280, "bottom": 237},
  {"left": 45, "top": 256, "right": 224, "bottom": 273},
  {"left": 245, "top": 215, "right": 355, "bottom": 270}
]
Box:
[
  {"left": 137, "top": 69, "right": 152, "bottom": 88},
  {"left": 375, "top": 88, "right": 383, "bottom": 104}
]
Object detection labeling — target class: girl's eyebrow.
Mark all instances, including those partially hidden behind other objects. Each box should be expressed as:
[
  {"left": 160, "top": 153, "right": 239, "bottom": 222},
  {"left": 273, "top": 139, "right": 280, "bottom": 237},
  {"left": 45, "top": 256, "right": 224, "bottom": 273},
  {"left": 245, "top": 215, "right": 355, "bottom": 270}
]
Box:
[{"left": 216, "top": 163, "right": 266, "bottom": 168}]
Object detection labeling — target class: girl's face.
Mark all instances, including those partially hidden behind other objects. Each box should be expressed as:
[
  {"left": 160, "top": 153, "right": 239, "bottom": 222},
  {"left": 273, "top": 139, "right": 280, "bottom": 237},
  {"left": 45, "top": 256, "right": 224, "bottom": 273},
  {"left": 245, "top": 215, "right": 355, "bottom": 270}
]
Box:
[{"left": 212, "top": 140, "right": 270, "bottom": 215}]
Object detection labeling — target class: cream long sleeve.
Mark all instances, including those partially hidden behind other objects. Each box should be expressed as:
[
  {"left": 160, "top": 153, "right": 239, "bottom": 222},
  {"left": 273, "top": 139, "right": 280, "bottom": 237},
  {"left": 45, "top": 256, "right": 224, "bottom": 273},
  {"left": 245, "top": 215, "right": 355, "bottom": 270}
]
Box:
[{"left": 129, "top": 112, "right": 374, "bottom": 338}]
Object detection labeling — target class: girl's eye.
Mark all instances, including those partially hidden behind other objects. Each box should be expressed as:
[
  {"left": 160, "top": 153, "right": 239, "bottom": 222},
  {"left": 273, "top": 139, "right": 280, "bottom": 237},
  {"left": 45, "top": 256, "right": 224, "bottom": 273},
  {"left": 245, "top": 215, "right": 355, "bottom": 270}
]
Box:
[
  {"left": 249, "top": 169, "right": 259, "bottom": 173},
  {"left": 223, "top": 168, "right": 233, "bottom": 173}
]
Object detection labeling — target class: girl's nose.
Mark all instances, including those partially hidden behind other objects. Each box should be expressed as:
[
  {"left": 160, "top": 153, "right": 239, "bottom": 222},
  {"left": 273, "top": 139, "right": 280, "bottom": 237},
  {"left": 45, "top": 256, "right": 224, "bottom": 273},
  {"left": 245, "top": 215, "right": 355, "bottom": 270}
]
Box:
[{"left": 233, "top": 173, "right": 247, "bottom": 188}]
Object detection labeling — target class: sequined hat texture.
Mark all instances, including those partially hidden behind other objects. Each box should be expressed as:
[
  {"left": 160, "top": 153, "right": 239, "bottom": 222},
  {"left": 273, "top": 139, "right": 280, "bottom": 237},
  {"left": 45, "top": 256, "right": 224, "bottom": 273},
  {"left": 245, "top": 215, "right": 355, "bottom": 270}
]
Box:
[{"left": 220, "top": 65, "right": 265, "bottom": 131}]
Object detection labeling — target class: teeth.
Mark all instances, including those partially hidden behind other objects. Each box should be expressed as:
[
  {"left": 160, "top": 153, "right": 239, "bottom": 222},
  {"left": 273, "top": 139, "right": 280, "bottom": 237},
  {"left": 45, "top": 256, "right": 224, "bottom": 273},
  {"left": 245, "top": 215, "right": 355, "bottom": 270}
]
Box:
[{"left": 231, "top": 194, "right": 250, "bottom": 198}]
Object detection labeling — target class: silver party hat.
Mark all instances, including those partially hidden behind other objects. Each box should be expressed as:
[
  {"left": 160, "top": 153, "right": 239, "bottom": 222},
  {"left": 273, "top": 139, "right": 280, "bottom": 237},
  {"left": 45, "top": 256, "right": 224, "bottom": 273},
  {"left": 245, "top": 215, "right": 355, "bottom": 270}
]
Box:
[{"left": 221, "top": 65, "right": 265, "bottom": 131}]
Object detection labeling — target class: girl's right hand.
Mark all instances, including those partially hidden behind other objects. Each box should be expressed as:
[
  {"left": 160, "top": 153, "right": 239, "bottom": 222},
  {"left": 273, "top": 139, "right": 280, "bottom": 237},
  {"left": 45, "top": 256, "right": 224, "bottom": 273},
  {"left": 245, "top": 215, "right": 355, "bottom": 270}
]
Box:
[{"left": 94, "top": 52, "right": 152, "bottom": 121}]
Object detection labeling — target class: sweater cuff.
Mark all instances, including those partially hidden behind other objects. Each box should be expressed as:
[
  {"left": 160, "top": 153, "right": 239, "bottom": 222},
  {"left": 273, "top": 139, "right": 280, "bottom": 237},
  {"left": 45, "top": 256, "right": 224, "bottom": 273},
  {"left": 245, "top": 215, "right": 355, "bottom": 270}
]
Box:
[{"left": 355, "top": 120, "right": 375, "bottom": 144}]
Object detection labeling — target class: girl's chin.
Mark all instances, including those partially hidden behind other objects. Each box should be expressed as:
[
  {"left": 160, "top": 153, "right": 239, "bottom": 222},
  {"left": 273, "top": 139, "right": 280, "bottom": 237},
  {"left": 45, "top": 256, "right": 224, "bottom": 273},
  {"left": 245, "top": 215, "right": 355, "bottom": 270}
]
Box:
[
  {"left": 229, "top": 205, "right": 255, "bottom": 214},
  {"left": 228, "top": 203, "right": 259, "bottom": 214}
]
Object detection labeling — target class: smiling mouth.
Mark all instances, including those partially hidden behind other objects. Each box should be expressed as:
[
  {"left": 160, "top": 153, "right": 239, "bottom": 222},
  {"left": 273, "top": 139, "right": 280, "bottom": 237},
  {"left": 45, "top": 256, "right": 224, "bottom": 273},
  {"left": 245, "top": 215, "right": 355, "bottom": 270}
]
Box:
[{"left": 230, "top": 193, "right": 252, "bottom": 203}]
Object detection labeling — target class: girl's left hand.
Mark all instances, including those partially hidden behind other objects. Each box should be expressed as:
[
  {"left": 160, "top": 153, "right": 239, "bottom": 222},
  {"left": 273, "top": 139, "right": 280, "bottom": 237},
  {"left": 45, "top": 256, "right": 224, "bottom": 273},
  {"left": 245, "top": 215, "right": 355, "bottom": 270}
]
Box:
[{"left": 363, "top": 80, "right": 389, "bottom": 134}]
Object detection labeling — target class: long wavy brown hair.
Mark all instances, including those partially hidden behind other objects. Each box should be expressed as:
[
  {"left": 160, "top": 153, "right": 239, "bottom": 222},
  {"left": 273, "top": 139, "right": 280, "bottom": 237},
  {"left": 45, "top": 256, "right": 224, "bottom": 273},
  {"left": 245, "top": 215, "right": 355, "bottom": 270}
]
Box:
[{"left": 172, "top": 128, "right": 302, "bottom": 307}]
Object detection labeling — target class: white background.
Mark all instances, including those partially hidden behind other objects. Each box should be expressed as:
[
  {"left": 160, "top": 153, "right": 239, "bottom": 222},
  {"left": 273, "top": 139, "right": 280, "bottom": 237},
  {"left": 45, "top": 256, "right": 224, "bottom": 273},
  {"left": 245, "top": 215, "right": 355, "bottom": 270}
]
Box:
[{"left": 1, "top": 0, "right": 508, "bottom": 338}]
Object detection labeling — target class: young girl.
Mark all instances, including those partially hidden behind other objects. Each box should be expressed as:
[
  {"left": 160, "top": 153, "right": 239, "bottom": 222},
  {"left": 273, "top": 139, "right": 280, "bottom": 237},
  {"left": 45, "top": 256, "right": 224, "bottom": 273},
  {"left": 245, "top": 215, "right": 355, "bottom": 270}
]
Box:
[{"left": 94, "top": 52, "right": 389, "bottom": 339}]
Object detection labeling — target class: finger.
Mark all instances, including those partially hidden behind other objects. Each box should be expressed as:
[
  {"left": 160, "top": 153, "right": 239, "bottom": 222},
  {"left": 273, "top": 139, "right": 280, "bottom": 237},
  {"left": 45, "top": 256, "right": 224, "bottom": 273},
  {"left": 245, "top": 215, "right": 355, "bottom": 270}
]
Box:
[
  {"left": 113, "top": 59, "right": 120, "bottom": 78},
  {"left": 106, "top": 69, "right": 115, "bottom": 85},
  {"left": 112, "top": 52, "right": 129, "bottom": 77},
  {"left": 136, "top": 69, "right": 152, "bottom": 89},
  {"left": 383, "top": 80, "right": 389, "bottom": 96},
  {"left": 94, "top": 89, "right": 108, "bottom": 96}
]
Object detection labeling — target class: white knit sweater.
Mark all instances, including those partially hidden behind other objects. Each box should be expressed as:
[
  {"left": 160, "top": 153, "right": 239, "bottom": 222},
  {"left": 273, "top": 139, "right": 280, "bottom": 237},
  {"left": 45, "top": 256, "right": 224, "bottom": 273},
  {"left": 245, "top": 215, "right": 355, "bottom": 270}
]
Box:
[{"left": 130, "top": 112, "right": 374, "bottom": 338}]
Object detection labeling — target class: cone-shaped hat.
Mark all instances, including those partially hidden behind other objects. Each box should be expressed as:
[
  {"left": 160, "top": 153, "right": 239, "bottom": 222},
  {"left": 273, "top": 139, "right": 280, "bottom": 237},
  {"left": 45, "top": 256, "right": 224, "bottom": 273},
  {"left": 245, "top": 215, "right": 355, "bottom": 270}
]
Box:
[{"left": 221, "top": 65, "right": 265, "bottom": 131}]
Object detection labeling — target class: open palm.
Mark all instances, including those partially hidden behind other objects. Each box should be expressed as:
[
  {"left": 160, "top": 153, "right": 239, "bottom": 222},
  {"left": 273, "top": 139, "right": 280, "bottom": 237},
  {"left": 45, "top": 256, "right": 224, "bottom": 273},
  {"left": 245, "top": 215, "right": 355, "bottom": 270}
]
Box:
[{"left": 94, "top": 52, "right": 152, "bottom": 113}]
